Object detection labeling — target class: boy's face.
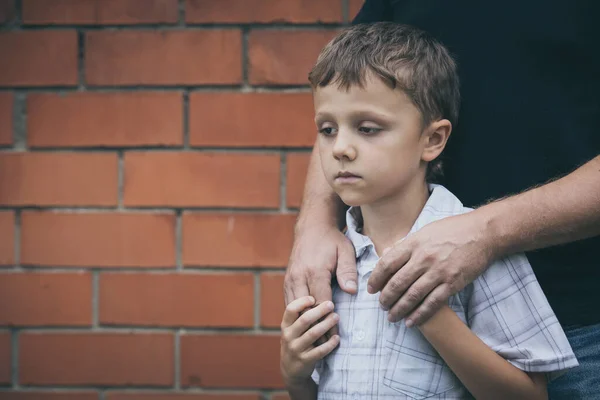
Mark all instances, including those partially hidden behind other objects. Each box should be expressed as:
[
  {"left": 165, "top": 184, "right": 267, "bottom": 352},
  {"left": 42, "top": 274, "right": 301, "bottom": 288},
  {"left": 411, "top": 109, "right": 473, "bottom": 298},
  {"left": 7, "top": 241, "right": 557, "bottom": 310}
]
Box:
[{"left": 314, "top": 73, "right": 433, "bottom": 207}]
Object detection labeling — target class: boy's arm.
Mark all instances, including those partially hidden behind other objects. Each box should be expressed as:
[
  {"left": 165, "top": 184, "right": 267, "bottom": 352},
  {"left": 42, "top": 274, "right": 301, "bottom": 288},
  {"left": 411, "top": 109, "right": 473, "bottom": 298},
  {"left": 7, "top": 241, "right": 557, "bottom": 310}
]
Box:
[
  {"left": 286, "top": 378, "right": 318, "bottom": 400},
  {"left": 419, "top": 306, "right": 547, "bottom": 400}
]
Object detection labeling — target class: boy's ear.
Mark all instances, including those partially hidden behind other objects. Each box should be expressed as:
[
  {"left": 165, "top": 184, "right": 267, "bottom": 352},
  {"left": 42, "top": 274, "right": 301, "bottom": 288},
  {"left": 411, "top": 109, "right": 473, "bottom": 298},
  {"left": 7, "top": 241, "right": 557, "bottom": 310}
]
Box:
[{"left": 421, "top": 119, "right": 452, "bottom": 162}]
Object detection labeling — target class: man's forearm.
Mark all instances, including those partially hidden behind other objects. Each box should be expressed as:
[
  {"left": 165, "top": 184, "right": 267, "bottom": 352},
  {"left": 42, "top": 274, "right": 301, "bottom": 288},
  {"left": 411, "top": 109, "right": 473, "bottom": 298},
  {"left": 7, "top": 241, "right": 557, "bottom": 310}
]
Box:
[
  {"left": 478, "top": 155, "right": 600, "bottom": 258},
  {"left": 286, "top": 377, "right": 318, "bottom": 400},
  {"left": 296, "top": 142, "right": 345, "bottom": 231}
]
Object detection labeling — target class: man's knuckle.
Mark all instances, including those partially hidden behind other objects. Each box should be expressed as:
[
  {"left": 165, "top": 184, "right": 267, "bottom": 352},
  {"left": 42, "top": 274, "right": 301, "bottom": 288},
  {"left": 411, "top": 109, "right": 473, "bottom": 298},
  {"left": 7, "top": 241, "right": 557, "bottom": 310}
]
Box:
[{"left": 406, "top": 289, "right": 422, "bottom": 303}]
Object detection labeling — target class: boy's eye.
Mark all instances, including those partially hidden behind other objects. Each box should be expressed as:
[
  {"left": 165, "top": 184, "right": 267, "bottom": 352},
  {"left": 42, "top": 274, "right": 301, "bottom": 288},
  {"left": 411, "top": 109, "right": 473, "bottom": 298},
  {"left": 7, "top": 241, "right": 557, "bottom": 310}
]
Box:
[
  {"left": 319, "top": 127, "right": 336, "bottom": 136},
  {"left": 359, "top": 126, "right": 382, "bottom": 135}
]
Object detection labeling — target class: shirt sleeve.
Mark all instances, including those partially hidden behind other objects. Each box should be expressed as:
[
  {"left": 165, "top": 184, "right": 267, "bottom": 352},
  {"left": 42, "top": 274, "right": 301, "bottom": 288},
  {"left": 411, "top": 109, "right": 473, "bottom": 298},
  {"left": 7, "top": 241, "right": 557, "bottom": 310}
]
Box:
[{"left": 466, "top": 253, "right": 579, "bottom": 380}]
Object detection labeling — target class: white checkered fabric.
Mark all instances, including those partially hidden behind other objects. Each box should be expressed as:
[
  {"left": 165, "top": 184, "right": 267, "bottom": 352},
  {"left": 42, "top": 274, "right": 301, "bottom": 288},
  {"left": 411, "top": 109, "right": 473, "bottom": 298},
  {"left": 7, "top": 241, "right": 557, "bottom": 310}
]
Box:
[{"left": 313, "top": 184, "right": 578, "bottom": 399}]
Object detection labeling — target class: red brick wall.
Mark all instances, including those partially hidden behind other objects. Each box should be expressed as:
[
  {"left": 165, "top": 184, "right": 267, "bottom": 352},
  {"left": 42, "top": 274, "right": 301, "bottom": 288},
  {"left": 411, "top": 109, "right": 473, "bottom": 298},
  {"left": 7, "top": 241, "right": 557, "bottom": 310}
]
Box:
[{"left": 0, "top": 0, "right": 364, "bottom": 398}]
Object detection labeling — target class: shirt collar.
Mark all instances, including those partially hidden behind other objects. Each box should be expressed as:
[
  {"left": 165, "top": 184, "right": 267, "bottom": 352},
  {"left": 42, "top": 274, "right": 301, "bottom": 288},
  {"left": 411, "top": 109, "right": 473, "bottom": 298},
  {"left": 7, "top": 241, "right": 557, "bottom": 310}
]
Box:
[{"left": 344, "top": 184, "right": 465, "bottom": 261}]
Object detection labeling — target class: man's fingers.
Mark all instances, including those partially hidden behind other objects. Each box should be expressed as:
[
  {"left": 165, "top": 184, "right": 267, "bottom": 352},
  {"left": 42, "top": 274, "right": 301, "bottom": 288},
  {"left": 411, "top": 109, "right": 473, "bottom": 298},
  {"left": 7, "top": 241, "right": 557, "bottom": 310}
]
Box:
[
  {"left": 368, "top": 240, "right": 412, "bottom": 294},
  {"left": 377, "top": 256, "right": 424, "bottom": 311},
  {"left": 303, "top": 334, "right": 341, "bottom": 362},
  {"left": 336, "top": 237, "right": 358, "bottom": 294},
  {"left": 281, "top": 296, "right": 315, "bottom": 329},
  {"left": 386, "top": 273, "right": 437, "bottom": 322},
  {"left": 307, "top": 271, "right": 333, "bottom": 307},
  {"left": 405, "top": 284, "right": 451, "bottom": 327}
]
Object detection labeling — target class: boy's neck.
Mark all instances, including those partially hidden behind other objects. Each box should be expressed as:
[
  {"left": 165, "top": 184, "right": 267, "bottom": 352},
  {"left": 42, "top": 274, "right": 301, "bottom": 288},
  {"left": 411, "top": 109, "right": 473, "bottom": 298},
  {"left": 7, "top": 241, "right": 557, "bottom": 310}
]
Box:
[{"left": 360, "top": 180, "right": 430, "bottom": 256}]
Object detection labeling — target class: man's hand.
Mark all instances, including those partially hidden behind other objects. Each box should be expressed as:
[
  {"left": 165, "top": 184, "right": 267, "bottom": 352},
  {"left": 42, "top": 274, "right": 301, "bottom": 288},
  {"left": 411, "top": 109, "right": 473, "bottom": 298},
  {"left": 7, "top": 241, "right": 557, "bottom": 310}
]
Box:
[
  {"left": 285, "top": 223, "right": 357, "bottom": 307},
  {"left": 368, "top": 210, "right": 496, "bottom": 326}
]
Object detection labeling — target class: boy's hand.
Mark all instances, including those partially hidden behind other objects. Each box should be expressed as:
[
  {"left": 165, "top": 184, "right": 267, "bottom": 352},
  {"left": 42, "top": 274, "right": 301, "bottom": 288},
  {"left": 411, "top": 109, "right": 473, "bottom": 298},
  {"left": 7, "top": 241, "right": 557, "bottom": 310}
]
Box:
[{"left": 280, "top": 296, "right": 341, "bottom": 385}]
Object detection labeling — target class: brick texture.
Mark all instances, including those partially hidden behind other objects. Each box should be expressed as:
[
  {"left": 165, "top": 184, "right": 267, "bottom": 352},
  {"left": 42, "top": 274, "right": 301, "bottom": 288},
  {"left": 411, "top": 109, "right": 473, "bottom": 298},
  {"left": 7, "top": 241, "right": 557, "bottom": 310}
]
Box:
[
  {"left": 0, "top": 331, "right": 9, "bottom": 384},
  {"left": 0, "top": 0, "right": 16, "bottom": 24},
  {"left": 99, "top": 273, "right": 254, "bottom": 327},
  {"left": 0, "top": 93, "right": 12, "bottom": 145},
  {"left": 286, "top": 152, "right": 311, "bottom": 208},
  {"left": 123, "top": 153, "right": 280, "bottom": 208},
  {"left": 180, "top": 334, "right": 283, "bottom": 388},
  {"left": 20, "top": 212, "right": 176, "bottom": 267},
  {"left": 182, "top": 213, "right": 296, "bottom": 267},
  {"left": 260, "top": 272, "right": 285, "bottom": 328},
  {"left": 185, "top": 0, "right": 342, "bottom": 23},
  {"left": 0, "top": 272, "right": 92, "bottom": 326},
  {"left": 28, "top": 93, "right": 183, "bottom": 147},
  {"left": 249, "top": 30, "right": 338, "bottom": 84},
  {"left": 0, "top": 393, "right": 98, "bottom": 400},
  {"left": 189, "top": 92, "right": 315, "bottom": 147},
  {"left": 19, "top": 333, "right": 174, "bottom": 386},
  {"left": 86, "top": 30, "right": 242, "bottom": 86},
  {"left": 107, "top": 394, "right": 260, "bottom": 400},
  {"left": 0, "top": 153, "right": 118, "bottom": 206},
  {"left": 0, "top": 1, "right": 352, "bottom": 395},
  {"left": 22, "top": 0, "right": 179, "bottom": 25},
  {"left": 0, "top": 31, "right": 77, "bottom": 86},
  {"left": 0, "top": 211, "right": 14, "bottom": 265}
]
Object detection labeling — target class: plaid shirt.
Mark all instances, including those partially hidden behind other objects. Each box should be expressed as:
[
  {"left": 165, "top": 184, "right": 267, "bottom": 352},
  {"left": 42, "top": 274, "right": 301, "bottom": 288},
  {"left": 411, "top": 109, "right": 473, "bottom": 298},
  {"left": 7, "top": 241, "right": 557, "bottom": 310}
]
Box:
[{"left": 313, "top": 184, "right": 578, "bottom": 399}]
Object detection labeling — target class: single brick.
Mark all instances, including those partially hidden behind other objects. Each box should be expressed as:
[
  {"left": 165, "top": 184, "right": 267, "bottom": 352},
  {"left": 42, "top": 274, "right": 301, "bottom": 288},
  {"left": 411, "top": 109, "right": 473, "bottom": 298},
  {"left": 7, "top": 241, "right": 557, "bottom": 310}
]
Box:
[
  {"left": 86, "top": 30, "right": 242, "bottom": 86},
  {"left": 20, "top": 212, "right": 176, "bottom": 267},
  {"left": 0, "top": 331, "right": 9, "bottom": 384},
  {"left": 185, "top": 0, "right": 341, "bottom": 23},
  {"left": 0, "top": 272, "right": 92, "bottom": 326},
  {"left": 180, "top": 334, "right": 283, "bottom": 388},
  {"left": 0, "top": 392, "right": 98, "bottom": 400},
  {"left": 100, "top": 273, "right": 254, "bottom": 327},
  {"left": 22, "top": 0, "right": 178, "bottom": 25},
  {"left": 286, "top": 152, "right": 311, "bottom": 208},
  {"left": 28, "top": 92, "right": 183, "bottom": 147},
  {"left": 123, "top": 152, "right": 280, "bottom": 208},
  {"left": 260, "top": 272, "right": 285, "bottom": 328},
  {"left": 182, "top": 213, "right": 296, "bottom": 267},
  {"left": 189, "top": 92, "right": 315, "bottom": 147},
  {"left": 0, "top": 31, "right": 77, "bottom": 86},
  {"left": 0, "top": 93, "right": 13, "bottom": 145},
  {"left": 0, "top": 211, "right": 14, "bottom": 265},
  {"left": 19, "top": 332, "right": 174, "bottom": 386},
  {"left": 0, "top": 153, "right": 118, "bottom": 206},
  {"left": 249, "top": 30, "right": 338, "bottom": 85}
]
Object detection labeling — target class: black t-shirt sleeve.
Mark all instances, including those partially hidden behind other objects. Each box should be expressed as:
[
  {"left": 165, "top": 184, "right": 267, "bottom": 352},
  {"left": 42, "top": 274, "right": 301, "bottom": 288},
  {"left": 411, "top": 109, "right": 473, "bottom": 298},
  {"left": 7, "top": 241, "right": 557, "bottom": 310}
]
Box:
[{"left": 352, "top": 0, "right": 393, "bottom": 25}]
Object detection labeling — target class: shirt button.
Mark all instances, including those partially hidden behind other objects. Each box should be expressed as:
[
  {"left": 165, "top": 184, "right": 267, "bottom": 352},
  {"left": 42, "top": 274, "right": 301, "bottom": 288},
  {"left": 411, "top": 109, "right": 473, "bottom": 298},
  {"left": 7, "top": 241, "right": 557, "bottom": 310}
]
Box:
[
  {"left": 355, "top": 330, "right": 365, "bottom": 341},
  {"left": 352, "top": 393, "right": 359, "bottom": 400}
]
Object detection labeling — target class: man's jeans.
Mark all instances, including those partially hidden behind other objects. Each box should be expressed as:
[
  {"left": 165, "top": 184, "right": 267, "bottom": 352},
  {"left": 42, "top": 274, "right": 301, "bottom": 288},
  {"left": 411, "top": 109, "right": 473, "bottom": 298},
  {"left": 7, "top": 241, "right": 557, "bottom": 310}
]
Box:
[{"left": 548, "top": 322, "right": 600, "bottom": 399}]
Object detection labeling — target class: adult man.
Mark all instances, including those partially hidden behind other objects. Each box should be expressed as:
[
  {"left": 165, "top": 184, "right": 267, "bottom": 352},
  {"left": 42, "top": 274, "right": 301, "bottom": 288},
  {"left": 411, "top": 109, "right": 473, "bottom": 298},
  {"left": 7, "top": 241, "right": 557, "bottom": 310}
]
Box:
[{"left": 285, "top": 1, "right": 600, "bottom": 397}]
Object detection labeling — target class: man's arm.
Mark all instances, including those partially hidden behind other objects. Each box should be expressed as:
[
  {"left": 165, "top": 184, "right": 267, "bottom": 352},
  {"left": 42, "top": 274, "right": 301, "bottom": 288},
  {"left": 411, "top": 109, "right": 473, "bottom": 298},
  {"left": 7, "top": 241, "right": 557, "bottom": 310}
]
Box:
[
  {"left": 284, "top": 143, "right": 357, "bottom": 307},
  {"left": 370, "top": 155, "right": 600, "bottom": 326},
  {"left": 420, "top": 306, "right": 547, "bottom": 400}
]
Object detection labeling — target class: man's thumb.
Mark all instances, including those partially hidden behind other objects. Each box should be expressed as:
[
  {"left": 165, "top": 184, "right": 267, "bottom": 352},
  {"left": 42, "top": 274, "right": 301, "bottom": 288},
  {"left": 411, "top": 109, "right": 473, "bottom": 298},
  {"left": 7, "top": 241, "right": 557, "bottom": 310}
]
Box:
[{"left": 336, "top": 240, "right": 358, "bottom": 294}]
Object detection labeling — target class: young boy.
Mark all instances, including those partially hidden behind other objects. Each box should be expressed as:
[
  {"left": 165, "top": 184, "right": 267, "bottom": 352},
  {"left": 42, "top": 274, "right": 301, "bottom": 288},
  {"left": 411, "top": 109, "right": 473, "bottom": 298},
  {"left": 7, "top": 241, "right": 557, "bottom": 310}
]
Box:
[{"left": 280, "top": 22, "right": 578, "bottom": 399}]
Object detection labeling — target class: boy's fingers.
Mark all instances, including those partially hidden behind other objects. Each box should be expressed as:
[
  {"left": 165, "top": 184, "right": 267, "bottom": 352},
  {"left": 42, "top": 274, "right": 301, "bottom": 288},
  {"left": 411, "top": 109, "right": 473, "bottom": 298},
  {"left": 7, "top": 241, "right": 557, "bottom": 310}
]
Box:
[
  {"left": 281, "top": 296, "right": 315, "bottom": 329},
  {"left": 289, "top": 301, "right": 335, "bottom": 337},
  {"left": 296, "top": 312, "right": 339, "bottom": 351},
  {"left": 303, "top": 334, "right": 341, "bottom": 362}
]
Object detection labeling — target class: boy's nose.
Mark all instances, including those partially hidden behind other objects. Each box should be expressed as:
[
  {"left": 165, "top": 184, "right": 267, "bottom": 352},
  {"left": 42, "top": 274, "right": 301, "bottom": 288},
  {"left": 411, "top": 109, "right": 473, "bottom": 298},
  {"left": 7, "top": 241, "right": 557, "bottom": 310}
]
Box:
[{"left": 332, "top": 131, "right": 357, "bottom": 161}]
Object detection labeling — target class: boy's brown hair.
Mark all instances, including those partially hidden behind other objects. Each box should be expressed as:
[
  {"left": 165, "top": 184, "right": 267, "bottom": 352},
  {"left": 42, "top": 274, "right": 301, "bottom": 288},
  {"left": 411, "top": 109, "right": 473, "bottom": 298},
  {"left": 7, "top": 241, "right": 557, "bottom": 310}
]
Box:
[{"left": 309, "top": 22, "right": 460, "bottom": 180}]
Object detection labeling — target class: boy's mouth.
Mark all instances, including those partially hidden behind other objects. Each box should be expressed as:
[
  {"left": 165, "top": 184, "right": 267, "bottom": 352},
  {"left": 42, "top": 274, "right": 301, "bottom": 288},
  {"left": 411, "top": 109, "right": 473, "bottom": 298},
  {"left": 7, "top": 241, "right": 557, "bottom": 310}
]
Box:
[{"left": 335, "top": 171, "right": 362, "bottom": 182}]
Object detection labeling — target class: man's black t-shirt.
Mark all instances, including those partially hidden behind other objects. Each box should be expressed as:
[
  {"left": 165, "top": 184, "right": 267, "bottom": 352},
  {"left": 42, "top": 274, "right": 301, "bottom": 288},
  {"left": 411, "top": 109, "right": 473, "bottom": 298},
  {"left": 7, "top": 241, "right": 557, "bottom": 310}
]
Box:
[{"left": 354, "top": 0, "right": 600, "bottom": 327}]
